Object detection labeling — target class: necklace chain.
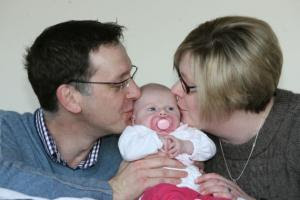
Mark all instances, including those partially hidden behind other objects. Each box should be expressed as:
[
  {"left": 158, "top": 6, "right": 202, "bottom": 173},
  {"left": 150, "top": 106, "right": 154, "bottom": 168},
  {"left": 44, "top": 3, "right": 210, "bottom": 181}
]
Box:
[{"left": 219, "top": 127, "right": 261, "bottom": 183}]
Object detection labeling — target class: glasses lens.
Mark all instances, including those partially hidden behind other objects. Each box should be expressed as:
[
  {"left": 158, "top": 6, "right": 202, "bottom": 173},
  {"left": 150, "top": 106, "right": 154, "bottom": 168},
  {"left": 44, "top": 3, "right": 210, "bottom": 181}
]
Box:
[
  {"left": 119, "top": 79, "right": 130, "bottom": 90},
  {"left": 179, "top": 77, "right": 189, "bottom": 94},
  {"left": 130, "top": 65, "right": 138, "bottom": 79},
  {"left": 118, "top": 66, "right": 137, "bottom": 90}
]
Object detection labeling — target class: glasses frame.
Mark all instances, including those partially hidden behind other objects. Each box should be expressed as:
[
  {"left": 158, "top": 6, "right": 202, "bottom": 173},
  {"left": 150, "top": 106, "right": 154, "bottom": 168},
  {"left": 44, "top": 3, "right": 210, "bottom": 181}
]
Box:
[
  {"left": 178, "top": 73, "right": 197, "bottom": 94},
  {"left": 68, "top": 65, "right": 138, "bottom": 90}
]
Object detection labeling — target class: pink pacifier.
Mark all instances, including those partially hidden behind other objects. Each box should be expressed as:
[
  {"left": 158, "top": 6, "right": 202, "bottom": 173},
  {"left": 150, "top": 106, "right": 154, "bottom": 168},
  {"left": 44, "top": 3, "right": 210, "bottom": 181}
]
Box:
[
  {"left": 157, "top": 118, "right": 170, "bottom": 130},
  {"left": 151, "top": 116, "right": 175, "bottom": 135}
]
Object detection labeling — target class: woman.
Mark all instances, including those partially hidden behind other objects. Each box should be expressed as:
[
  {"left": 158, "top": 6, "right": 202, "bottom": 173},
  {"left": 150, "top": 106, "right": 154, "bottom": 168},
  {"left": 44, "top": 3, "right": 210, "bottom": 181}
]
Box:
[{"left": 171, "top": 16, "right": 300, "bottom": 200}]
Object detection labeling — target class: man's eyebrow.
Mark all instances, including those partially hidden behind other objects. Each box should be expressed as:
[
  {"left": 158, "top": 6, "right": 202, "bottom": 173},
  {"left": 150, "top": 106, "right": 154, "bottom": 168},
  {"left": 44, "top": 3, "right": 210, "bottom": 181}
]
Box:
[
  {"left": 119, "top": 70, "right": 130, "bottom": 78},
  {"left": 106, "top": 70, "right": 130, "bottom": 81},
  {"left": 116, "top": 67, "right": 132, "bottom": 80}
]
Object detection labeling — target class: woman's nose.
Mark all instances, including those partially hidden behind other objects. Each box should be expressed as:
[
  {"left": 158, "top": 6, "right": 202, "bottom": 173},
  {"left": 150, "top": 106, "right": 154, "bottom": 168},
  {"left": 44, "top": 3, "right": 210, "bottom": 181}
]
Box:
[{"left": 171, "top": 81, "right": 183, "bottom": 98}]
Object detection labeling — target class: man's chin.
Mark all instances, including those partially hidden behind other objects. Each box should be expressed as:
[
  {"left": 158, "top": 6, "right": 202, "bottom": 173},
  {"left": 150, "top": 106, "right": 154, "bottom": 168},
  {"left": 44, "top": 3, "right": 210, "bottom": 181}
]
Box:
[{"left": 110, "top": 124, "right": 127, "bottom": 134}]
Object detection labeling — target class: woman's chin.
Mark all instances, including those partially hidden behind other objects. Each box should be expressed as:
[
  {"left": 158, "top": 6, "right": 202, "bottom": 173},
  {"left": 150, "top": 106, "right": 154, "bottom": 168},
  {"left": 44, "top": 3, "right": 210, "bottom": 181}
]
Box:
[
  {"left": 181, "top": 116, "right": 200, "bottom": 129},
  {"left": 182, "top": 117, "right": 193, "bottom": 126}
]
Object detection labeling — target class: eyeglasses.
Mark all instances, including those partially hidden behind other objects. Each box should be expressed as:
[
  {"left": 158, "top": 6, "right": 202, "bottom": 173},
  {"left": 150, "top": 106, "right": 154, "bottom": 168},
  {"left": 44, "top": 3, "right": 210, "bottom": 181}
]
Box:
[
  {"left": 178, "top": 73, "right": 197, "bottom": 94},
  {"left": 68, "top": 65, "right": 138, "bottom": 90}
]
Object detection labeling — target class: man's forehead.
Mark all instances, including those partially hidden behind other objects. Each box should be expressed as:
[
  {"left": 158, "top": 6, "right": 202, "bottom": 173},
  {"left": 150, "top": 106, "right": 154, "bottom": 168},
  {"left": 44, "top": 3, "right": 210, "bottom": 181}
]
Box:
[
  {"left": 88, "top": 44, "right": 130, "bottom": 80},
  {"left": 89, "top": 44, "right": 125, "bottom": 67}
]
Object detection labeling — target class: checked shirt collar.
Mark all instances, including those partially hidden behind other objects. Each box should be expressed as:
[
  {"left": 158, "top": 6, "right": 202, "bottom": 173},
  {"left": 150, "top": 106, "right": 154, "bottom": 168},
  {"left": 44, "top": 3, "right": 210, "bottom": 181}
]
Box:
[{"left": 34, "top": 108, "right": 100, "bottom": 169}]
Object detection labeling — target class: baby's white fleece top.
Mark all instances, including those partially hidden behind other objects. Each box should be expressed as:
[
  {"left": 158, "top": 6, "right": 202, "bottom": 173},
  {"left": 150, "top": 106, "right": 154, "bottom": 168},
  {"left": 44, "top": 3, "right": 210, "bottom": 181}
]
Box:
[
  {"left": 118, "top": 123, "right": 216, "bottom": 164},
  {"left": 118, "top": 124, "right": 216, "bottom": 191}
]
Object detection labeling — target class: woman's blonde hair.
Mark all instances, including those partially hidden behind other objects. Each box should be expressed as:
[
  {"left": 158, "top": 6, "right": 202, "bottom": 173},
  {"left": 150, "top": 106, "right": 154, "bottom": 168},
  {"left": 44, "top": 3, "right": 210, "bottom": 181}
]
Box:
[{"left": 174, "top": 16, "right": 282, "bottom": 121}]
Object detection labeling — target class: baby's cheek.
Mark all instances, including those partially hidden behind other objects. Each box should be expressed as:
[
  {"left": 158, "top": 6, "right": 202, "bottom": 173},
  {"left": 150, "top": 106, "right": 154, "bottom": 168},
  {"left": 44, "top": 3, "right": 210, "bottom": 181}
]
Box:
[
  {"left": 144, "top": 119, "right": 153, "bottom": 129},
  {"left": 135, "top": 116, "right": 153, "bottom": 129}
]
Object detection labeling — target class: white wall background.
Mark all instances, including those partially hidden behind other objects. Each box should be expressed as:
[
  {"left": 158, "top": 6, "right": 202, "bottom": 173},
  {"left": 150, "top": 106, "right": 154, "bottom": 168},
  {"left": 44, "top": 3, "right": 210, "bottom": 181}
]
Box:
[{"left": 1, "top": 0, "right": 299, "bottom": 113}]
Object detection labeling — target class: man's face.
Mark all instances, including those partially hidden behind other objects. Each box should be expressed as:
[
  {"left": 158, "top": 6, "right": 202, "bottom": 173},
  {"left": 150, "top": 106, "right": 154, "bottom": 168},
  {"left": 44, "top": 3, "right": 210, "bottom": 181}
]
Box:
[
  {"left": 79, "top": 44, "right": 141, "bottom": 135},
  {"left": 133, "top": 88, "right": 181, "bottom": 134}
]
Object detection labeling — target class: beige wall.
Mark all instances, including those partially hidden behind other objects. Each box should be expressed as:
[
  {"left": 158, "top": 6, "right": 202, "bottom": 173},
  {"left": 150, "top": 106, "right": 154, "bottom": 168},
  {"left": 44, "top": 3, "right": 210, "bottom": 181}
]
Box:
[{"left": 1, "top": 0, "right": 300, "bottom": 112}]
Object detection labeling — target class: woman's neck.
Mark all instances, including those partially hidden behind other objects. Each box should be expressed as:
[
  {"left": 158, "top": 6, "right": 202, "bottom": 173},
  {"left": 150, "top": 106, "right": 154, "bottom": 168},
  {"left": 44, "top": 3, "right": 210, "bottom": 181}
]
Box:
[{"left": 208, "top": 98, "right": 274, "bottom": 145}]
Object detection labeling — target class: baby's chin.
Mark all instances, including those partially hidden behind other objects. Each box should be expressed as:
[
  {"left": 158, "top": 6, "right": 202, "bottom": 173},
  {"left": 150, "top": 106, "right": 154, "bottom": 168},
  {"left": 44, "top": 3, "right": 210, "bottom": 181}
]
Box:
[{"left": 156, "top": 129, "right": 174, "bottom": 136}]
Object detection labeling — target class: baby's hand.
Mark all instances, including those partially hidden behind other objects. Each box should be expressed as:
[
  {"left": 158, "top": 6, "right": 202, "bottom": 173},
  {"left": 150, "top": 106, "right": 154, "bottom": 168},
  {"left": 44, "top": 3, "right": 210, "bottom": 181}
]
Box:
[
  {"left": 164, "top": 135, "right": 182, "bottom": 158},
  {"left": 159, "top": 136, "right": 168, "bottom": 153}
]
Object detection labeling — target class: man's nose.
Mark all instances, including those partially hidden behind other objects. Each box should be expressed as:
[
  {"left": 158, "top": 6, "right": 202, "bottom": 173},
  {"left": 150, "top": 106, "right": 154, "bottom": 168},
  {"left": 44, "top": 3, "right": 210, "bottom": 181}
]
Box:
[{"left": 126, "top": 80, "right": 141, "bottom": 100}]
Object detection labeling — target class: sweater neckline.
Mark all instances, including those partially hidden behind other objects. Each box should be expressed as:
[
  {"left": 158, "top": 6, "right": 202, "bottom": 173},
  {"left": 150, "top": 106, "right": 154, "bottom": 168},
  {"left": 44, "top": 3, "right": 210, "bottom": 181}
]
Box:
[{"left": 218, "top": 89, "right": 292, "bottom": 160}]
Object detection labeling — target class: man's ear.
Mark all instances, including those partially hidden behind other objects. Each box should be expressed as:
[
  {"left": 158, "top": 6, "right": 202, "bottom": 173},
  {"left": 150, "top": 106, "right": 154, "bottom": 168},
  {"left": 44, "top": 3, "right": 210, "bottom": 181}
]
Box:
[{"left": 56, "top": 84, "right": 82, "bottom": 113}]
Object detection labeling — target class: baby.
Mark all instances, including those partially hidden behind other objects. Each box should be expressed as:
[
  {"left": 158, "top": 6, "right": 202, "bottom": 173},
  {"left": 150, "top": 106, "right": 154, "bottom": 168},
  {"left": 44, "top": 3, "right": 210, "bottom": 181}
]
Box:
[{"left": 118, "top": 83, "right": 218, "bottom": 199}]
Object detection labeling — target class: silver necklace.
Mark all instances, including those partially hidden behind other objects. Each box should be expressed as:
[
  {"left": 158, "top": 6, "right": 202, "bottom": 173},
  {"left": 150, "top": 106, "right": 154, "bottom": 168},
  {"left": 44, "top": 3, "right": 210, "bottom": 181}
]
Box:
[{"left": 219, "top": 128, "right": 261, "bottom": 183}]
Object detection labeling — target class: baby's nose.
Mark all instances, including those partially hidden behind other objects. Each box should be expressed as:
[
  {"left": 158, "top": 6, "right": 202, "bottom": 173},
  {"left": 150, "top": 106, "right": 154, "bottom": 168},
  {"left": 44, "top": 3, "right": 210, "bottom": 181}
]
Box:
[{"left": 159, "top": 109, "right": 167, "bottom": 116}]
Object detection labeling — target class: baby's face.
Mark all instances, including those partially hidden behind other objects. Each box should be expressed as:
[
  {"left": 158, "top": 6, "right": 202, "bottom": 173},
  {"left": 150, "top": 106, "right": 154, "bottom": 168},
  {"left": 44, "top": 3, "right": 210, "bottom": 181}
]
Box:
[{"left": 133, "top": 89, "right": 180, "bottom": 135}]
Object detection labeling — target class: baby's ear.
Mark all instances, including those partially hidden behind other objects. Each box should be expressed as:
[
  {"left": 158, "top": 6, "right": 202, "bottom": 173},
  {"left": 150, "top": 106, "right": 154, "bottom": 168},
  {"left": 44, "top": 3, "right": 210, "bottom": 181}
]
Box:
[{"left": 131, "top": 115, "right": 136, "bottom": 125}]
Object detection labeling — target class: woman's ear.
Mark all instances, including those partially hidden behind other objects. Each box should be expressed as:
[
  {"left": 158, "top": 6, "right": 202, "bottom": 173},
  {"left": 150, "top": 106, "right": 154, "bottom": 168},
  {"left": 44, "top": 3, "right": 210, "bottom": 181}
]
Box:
[{"left": 56, "top": 84, "right": 82, "bottom": 113}]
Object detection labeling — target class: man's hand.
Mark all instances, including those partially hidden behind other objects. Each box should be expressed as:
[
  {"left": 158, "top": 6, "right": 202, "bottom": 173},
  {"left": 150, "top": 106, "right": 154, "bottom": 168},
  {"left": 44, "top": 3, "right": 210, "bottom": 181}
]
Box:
[{"left": 108, "top": 153, "right": 187, "bottom": 200}]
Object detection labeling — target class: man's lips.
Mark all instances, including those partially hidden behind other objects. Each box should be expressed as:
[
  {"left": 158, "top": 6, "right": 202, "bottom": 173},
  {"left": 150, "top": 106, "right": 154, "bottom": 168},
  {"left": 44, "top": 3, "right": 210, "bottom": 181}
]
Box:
[
  {"left": 124, "top": 109, "right": 133, "bottom": 113},
  {"left": 124, "top": 110, "right": 133, "bottom": 119},
  {"left": 123, "top": 110, "right": 133, "bottom": 125},
  {"left": 123, "top": 107, "right": 133, "bottom": 116},
  {"left": 123, "top": 104, "right": 134, "bottom": 113}
]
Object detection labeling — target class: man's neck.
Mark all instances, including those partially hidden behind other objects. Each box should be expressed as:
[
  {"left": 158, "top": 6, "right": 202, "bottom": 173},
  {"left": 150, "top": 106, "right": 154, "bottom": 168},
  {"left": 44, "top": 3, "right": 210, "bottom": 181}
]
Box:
[{"left": 44, "top": 110, "right": 101, "bottom": 168}]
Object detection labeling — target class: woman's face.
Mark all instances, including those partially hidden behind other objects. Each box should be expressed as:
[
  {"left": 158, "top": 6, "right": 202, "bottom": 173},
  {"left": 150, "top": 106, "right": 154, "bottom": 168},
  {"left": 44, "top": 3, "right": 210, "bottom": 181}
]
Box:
[{"left": 171, "top": 53, "right": 205, "bottom": 130}]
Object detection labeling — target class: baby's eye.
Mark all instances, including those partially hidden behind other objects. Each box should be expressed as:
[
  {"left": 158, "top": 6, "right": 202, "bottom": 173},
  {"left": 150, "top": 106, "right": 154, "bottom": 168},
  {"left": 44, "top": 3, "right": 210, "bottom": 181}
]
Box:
[
  {"left": 167, "top": 106, "right": 175, "bottom": 111},
  {"left": 147, "top": 107, "right": 156, "bottom": 112}
]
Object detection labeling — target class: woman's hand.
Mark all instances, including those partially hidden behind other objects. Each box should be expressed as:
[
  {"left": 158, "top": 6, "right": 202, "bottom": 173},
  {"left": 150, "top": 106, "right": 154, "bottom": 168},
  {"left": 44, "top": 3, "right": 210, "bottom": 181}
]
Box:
[{"left": 196, "top": 173, "right": 255, "bottom": 200}]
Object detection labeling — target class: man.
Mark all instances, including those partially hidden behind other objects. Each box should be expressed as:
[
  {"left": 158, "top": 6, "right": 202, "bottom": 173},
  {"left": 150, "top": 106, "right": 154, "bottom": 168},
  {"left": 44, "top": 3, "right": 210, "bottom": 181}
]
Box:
[{"left": 0, "top": 20, "right": 185, "bottom": 199}]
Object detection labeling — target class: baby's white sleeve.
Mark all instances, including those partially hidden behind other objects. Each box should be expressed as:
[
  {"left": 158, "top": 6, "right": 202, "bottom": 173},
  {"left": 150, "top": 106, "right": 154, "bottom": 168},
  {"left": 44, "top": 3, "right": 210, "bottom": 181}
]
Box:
[
  {"left": 118, "top": 125, "right": 163, "bottom": 161},
  {"left": 190, "top": 129, "right": 216, "bottom": 161},
  {"left": 173, "top": 125, "right": 216, "bottom": 161}
]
